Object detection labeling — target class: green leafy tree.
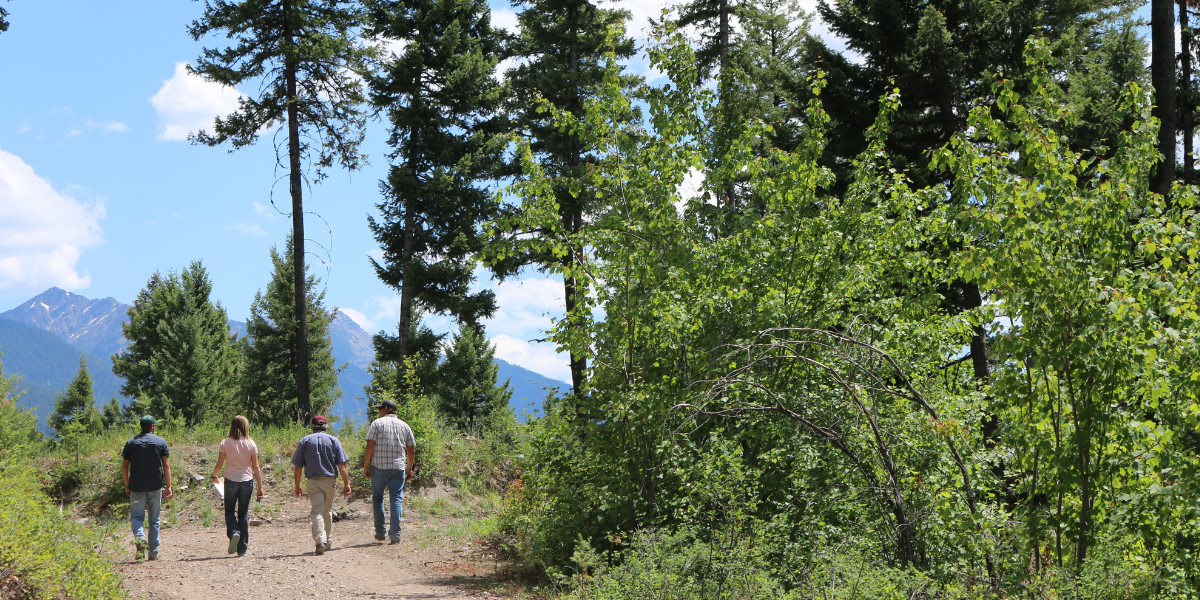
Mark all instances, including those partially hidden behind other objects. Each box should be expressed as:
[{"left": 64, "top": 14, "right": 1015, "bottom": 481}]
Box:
[
  {"left": 112, "top": 262, "right": 239, "bottom": 426},
  {"left": 435, "top": 323, "right": 512, "bottom": 433},
  {"left": 0, "top": 1, "right": 10, "bottom": 34},
  {"left": 365, "top": 316, "right": 441, "bottom": 413},
  {"left": 188, "top": 0, "right": 375, "bottom": 417},
  {"left": 241, "top": 236, "right": 341, "bottom": 425},
  {"left": 495, "top": 0, "right": 638, "bottom": 394},
  {"left": 363, "top": 0, "right": 506, "bottom": 372},
  {"left": 49, "top": 356, "right": 99, "bottom": 434}
]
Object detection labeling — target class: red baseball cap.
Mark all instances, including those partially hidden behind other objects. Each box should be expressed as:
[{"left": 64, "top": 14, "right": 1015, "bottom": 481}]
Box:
[{"left": 311, "top": 415, "right": 327, "bottom": 427}]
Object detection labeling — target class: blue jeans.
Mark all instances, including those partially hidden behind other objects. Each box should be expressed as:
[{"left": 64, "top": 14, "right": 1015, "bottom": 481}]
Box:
[
  {"left": 224, "top": 479, "right": 253, "bottom": 553},
  {"left": 129, "top": 490, "right": 162, "bottom": 552},
  {"left": 371, "top": 468, "right": 405, "bottom": 540}
]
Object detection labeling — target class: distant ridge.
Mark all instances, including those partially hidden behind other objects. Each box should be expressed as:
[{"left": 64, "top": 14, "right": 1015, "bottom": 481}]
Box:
[
  {"left": 0, "top": 287, "right": 128, "bottom": 357},
  {"left": 0, "top": 289, "right": 567, "bottom": 427}
]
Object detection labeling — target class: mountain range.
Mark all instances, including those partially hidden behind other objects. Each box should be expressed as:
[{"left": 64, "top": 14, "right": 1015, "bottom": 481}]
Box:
[{"left": 0, "top": 287, "right": 564, "bottom": 428}]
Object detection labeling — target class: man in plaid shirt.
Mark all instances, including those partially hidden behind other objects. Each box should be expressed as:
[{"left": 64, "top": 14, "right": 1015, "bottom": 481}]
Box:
[
  {"left": 292, "top": 415, "right": 352, "bottom": 555},
  {"left": 363, "top": 399, "right": 416, "bottom": 544}
]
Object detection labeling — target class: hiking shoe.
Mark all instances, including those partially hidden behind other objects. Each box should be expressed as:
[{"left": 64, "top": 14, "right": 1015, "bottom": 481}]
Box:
[
  {"left": 228, "top": 532, "right": 240, "bottom": 555},
  {"left": 324, "top": 541, "right": 332, "bottom": 551},
  {"left": 147, "top": 550, "right": 159, "bottom": 561},
  {"left": 389, "top": 537, "right": 400, "bottom": 545},
  {"left": 236, "top": 550, "right": 246, "bottom": 558},
  {"left": 134, "top": 537, "right": 148, "bottom": 561},
  {"left": 315, "top": 543, "right": 325, "bottom": 556},
  {"left": 374, "top": 533, "right": 385, "bottom": 542}
]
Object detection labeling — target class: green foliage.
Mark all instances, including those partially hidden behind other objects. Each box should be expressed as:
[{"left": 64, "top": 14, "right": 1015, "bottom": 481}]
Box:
[
  {"left": 435, "top": 323, "right": 513, "bottom": 434},
  {"left": 486, "top": 23, "right": 1200, "bottom": 598},
  {"left": 240, "top": 235, "right": 342, "bottom": 425},
  {"left": 100, "top": 395, "right": 128, "bottom": 429},
  {"left": 0, "top": 463, "right": 125, "bottom": 600},
  {"left": 112, "top": 263, "right": 239, "bottom": 426},
  {"left": 0, "top": 359, "right": 45, "bottom": 460},
  {"left": 49, "top": 355, "right": 99, "bottom": 434}
]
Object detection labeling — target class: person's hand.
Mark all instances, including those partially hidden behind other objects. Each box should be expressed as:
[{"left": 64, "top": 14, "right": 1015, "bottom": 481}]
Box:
[
  {"left": 363, "top": 465, "right": 371, "bottom": 479},
  {"left": 295, "top": 484, "right": 303, "bottom": 498},
  {"left": 342, "top": 484, "right": 351, "bottom": 498},
  {"left": 125, "top": 486, "right": 131, "bottom": 496},
  {"left": 163, "top": 487, "right": 173, "bottom": 500},
  {"left": 256, "top": 488, "right": 264, "bottom": 500}
]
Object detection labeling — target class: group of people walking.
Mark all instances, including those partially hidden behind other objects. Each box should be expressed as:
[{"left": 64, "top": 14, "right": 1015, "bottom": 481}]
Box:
[{"left": 119, "top": 399, "right": 416, "bottom": 560}]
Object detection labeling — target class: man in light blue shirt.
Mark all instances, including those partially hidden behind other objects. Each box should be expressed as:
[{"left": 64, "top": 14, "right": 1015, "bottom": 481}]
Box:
[{"left": 291, "top": 415, "right": 351, "bottom": 555}]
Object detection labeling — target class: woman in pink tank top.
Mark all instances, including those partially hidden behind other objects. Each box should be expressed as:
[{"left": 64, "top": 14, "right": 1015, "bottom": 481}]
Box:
[{"left": 210, "top": 415, "right": 263, "bottom": 556}]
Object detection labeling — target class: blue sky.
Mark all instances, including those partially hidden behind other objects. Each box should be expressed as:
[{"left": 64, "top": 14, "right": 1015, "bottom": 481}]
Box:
[{"left": 0, "top": 0, "right": 834, "bottom": 383}]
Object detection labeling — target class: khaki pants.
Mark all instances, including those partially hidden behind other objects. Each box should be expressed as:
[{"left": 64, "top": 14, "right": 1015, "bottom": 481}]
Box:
[{"left": 306, "top": 477, "right": 336, "bottom": 545}]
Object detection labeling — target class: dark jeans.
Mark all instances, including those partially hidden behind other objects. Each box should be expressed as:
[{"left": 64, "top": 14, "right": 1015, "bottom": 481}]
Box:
[{"left": 224, "top": 478, "right": 253, "bottom": 553}]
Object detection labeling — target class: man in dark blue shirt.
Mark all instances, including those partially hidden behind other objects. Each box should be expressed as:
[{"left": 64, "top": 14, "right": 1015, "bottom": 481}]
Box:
[
  {"left": 292, "top": 415, "right": 351, "bottom": 555},
  {"left": 122, "top": 415, "right": 173, "bottom": 561}
]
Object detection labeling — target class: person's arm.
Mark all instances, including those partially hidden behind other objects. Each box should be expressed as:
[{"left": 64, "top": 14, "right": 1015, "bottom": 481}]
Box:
[
  {"left": 293, "top": 466, "right": 304, "bottom": 497},
  {"left": 251, "top": 452, "right": 264, "bottom": 500},
  {"left": 405, "top": 446, "right": 415, "bottom": 480},
  {"left": 122, "top": 459, "right": 131, "bottom": 496},
  {"left": 210, "top": 450, "right": 226, "bottom": 482},
  {"left": 337, "top": 462, "right": 352, "bottom": 497},
  {"left": 363, "top": 440, "right": 376, "bottom": 479},
  {"left": 161, "top": 457, "right": 173, "bottom": 499}
]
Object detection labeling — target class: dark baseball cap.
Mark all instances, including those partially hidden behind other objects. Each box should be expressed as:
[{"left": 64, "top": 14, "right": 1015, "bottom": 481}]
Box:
[
  {"left": 311, "top": 415, "right": 327, "bottom": 427},
  {"left": 379, "top": 400, "right": 397, "bottom": 412},
  {"left": 140, "top": 415, "right": 158, "bottom": 426}
]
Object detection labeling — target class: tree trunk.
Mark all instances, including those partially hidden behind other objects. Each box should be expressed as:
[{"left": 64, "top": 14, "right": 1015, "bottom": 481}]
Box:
[
  {"left": 718, "top": 0, "right": 729, "bottom": 74},
  {"left": 1183, "top": 0, "right": 1194, "bottom": 183},
  {"left": 1152, "top": 0, "right": 1177, "bottom": 197},
  {"left": 397, "top": 200, "right": 415, "bottom": 373},
  {"left": 565, "top": 13, "right": 587, "bottom": 395},
  {"left": 284, "top": 0, "right": 311, "bottom": 422}
]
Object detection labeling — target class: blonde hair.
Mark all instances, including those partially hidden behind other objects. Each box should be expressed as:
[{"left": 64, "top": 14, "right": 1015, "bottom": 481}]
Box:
[{"left": 228, "top": 415, "right": 251, "bottom": 440}]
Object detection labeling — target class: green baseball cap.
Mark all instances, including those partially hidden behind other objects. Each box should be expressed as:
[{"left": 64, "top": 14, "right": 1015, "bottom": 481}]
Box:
[{"left": 140, "top": 415, "right": 159, "bottom": 425}]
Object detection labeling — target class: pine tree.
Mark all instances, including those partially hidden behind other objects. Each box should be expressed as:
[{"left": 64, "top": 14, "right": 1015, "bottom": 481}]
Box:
[
  {"left": 499, "top": 0, "right": 637, "bottom": 394},
  {"left": 100, "top": 395, "right": 127, "bottom": 429},
  {"left": 363, "top": 0, "right": 506, "bottom": 372},
  {"left": 241, "top": 236, "right": 341, "bottom": 426},
  {"left": 434, "top": 323, "right": 512, "bottom": 433},
  {"left": 188, "top": 0, "right": 375, "bottom": 417},
  {"left": 113, "top": 262, "right": 239, "bottom": 425},
  {"left": 0, "top": 1, "right": 10, "bottom": 34},
  {"left": 49, "top": 356, "right": 99, "bottom": 433}
]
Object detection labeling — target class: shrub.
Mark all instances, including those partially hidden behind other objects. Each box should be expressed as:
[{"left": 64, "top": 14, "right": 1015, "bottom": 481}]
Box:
[{"left": 0, "top": 463, "right": 124, "bottom": 599}]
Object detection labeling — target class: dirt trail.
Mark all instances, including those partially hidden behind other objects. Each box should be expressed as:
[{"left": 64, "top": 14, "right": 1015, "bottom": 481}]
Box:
[{"left": 115, "top": 493, "right": 509, "bottom": 600}]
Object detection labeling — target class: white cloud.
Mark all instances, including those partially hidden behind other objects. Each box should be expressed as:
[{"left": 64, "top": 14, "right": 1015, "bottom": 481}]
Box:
[
  {"left": 17, "top": 120, "right": 30, "bottom": 134},
  {"left": 86, "top": 119, "right": 128, "bottom": 133},
  {"left": 491, "top": 8, "right": 519, "bottom": 33},
  {"left": 338, "top": 307, "right": 373, "bottom": 330},
  {"left": 150, "top": 62, "right": 243, "bottom": 142},
  {"left": 490, "top": 333, "right": 572, "bottom": 383},
  {"left": 0, "top": 149, "right": 105, "bottom": 294},
  {"left": 230, "top": 222, "right": 267, "bottom": 236}
]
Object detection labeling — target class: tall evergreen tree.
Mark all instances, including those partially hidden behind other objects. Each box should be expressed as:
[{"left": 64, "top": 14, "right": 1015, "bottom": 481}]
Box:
[
  {"left": 188, "top": 0, "right": 375, "bottom": 417},
  {"left": 434, "top": 323, "right": 512, "bottom": 433},
  {"left": 363, "top": 0, "right": 506, "bottom": 373},
  {"left": 49, "top": 356, "right": 99, "bottom": 433},
  {"left": 0, "top": 1, "right": 10, "bottom": 34},
  {"left": 113, "top": 262, "right": 239, "bottom": 425},
  {"left": 499, "top": 0, "right": 637, "bottom": 394},
  {"left": 241, "top": 236, "right": 341, "bottom": 426}
]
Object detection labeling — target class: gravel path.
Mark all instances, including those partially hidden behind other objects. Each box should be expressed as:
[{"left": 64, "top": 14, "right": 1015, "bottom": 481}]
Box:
[{"left": 115, "top": 494, "right": 508, "bottom": 600}]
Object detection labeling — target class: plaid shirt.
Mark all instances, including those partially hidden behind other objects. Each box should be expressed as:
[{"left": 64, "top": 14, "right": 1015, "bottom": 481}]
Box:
[
  {"left": 291, "top": 431, "right": 350, "bottom": 478},
  {"left": 366, "top": 415, "right": 416, "bottom": 471}
]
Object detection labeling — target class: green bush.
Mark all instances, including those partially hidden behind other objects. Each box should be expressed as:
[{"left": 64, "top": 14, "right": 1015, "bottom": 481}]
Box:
[{"left": 0, "top": 462, "right": 124, "bottom": 599}]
